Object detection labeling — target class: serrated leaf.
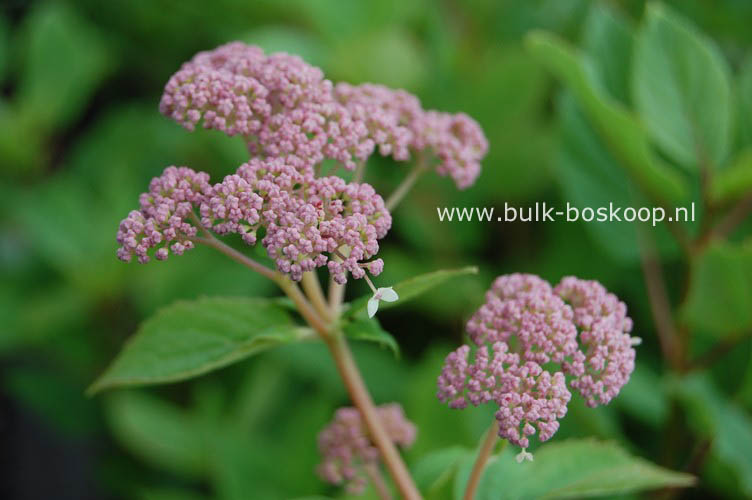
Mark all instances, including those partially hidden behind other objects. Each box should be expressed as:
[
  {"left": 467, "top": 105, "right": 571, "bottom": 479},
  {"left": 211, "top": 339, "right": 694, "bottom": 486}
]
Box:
[
  {"left": 671, "top": 374, "right": 752, "bottom": 495},
  {"left": 525, "top": 31, "right": 688, "bottom": 205},
  {"left": 681, "top": 242, "right": 752, "bottom": 337},
  {"left": 463, "top": 439, "right": 694, "bottom": 499},
  {"left": 344, "top": 266, "right": 478, "bottom": 319},
  {"left": 709, "top": 148, "right": 752, "bottom": 205},
  {"left": 342, "top": 315, "right": 399, "bottom": 356},
  {"left": 89, "top": 297, "right": 311, "bottom": 394},
  {"left": 633, "top": 4, "right": 732, "bottom": 170}
]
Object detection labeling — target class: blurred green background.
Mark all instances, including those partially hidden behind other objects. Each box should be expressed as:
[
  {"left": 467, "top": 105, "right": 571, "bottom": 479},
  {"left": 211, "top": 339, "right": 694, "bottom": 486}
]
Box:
[{"left": 1, "top": 0, "right": 751, "bottom": 499}]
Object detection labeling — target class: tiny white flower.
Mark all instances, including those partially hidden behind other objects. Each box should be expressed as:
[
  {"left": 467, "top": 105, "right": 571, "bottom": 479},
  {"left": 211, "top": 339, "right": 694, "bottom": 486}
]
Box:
[
  {"left": 367, "top": 287, "right": 399, "bottom": 318},
  {"left": 630, "top": 336, "right": 643, "bottom": 346},
  {"left": 515, "top": 448, "right": 533, "bottom": 463}
]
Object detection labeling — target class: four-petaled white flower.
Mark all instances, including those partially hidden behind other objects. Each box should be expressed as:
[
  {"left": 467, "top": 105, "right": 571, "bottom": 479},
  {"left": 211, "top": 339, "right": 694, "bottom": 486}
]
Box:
[
  {"left": 367, "top": 287, "right": 399, "bottom": 318},
  {"left": 515, "top": 448, "right": 534, "bottom": 463}
]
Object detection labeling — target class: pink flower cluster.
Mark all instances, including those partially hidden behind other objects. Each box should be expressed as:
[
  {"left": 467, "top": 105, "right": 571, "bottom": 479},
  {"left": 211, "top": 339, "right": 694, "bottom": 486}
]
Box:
[
  {"left": 554, "top": 277, "right": 637, "bottom": 407},
  {"left": 437, "top": 274, "right": 637, "bottom": 450},
  {"left": 334, "top": 83, "right": 489, "bottom": 188},
  {"left": 160, "top": 42, "right": 372, "bottom": 171},
  {"left": 317, "top": 403, "right": 416, "bottom": 494},
  {"left": 116, "top": 167, "right": 210, "bottom": 263},
  {"left": 119, "top": 42, "right": 488, "bottom": 283},
  {"left": 160, "top": 42, "right": 488, "bottom": 186},
  {"left": 118, "top": 159, "right": 390, "bottom": 283},
  {"left": 202, "top": 158, "right": 390, "bottom": 282}
]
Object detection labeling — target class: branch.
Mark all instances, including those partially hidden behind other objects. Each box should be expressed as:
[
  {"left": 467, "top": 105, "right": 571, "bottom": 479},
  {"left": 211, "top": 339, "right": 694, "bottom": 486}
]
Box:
[
  {"left": 191, "top": 235, "right": 280, "bottom": 283},
  {"left": 301, "top": 271, "right": 333, "bottom": 322},
  {"left": 325, "top": 333, "right": 422, "bottom": 500},
  {"left": 463, "top": 421, "right": 500, "bottom": 500},
  {"left": 364, "top": 463, "right": 393, "bottom": 500},
  {"left": 191, "top": 235, "right": 330, "bottom": 337},
  {"left": 713, "top": 193, "right": 752, "bottom": 241},
  {"left": 637, "top": 227, "right": 681, "bottom": 369},
  {"left": 688, "top": 331, "right": 752, "bottom": 371},
  {"left": 385, "top": 157, "right": 427, "bottom": 211}
]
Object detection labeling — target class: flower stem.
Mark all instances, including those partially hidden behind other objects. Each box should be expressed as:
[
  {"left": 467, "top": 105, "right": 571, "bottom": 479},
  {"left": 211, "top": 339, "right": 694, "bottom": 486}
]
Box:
[
  {"left": 353, "top": 159, "right": 367, "bottom": 184},
  {"left": 193, "top": 227, "right": 420, "bottom": 498},
  {"left": 364, "top": 463, "right": 393, "bottom": 500},
  {"left": 385, "top": 157, "right": 427, "bottom": 211},
  {"left": 463, "top": 421, "right": 500, "bottom": 500},
  {"left": 301, "top": 271, "right": 333, "bottom": 322},
  {"left": 192, "top": 235, "right": 330, "bottom": 336},
  {"left": 325, "top": 332, "right": 422, "bottom": 500},
  {"left": 192, "top": 235, "right": 279, "bottom": 282}
]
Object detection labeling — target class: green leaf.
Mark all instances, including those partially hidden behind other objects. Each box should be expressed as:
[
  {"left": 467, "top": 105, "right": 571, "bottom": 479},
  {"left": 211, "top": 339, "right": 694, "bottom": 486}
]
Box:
[
  {"left": 106, "top": 391, "right": 207, "bottom": 477},
  {"left": 138, "top": 488, "right": 208, "bottom": 500},
  {"left": 632, "top": 4, "right": 732, "bottom": 170},
  {"left": 344, "top": 266, "right": 478, "bottom": 319},
  {"left": 17, "top": 2, "right": 110, "bottom": 129},
  {"left": 342, "top": 314, "right": 399, "bottom": 356},
  {"left": 89, "top": 297, "right": 311, "bottom": 394},
  {"left": 681, "top": 242, "right": 752, "bottom": 337},
  {"left": 709, "top": 148, "right": 752, "bottom": 205},
  {"left": 555, "top": 92, "right": 676, "bottom": 263},
  {"left": 614, "top": 362, "right": 669, "bottom": 428},
  {"left": 465, "top": 439, "right": 694, "bottom": 499},
  {"left": 739, "top": 56, "right": 752, "bottom": 149},
  {"left": 412, "top": 446, "right": 471, "bottom": 497},
  {"left": 671, "top": 374, "right": 752, "bottom": 495},
  {"left": 0, "top": 13, "right": 8, "bottom": 82},
  {"left": 525, "top": 31, "right": 688, "bottom": 205},
  {"left": 581, "top": 3, "right": 634, "bottom": 105}
]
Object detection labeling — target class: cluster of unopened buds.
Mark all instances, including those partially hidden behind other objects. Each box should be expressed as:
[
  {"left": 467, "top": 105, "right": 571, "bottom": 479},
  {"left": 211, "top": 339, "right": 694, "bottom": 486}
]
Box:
[
  {"left": 317, "top": 403, "right": 416, "bottom": 494},
  {"left": 437, "top": 273, "right": 640, "bottom": 462},
  {"left": 117, "top": 42, "right": 488, "bottom": 305},
  {"left": 114, "top": 40, "right": 641, "bottom": 497}
]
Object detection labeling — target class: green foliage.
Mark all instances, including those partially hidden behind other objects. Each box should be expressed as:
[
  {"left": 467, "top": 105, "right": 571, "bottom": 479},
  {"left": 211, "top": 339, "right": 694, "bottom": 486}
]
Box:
[
  {"left": 455, "top": 439, "right": 694, "bottom": 499},
  {"left": 739, "top": 57, "right": 752, "bottom": 149},
  {"left": 709, "top": 148, "right": 752, "bottom": 205},
  {"left": 342, "top": 314, "right": 400, "bottom": 356},
  {"left": 681, "top": 242, "right": 752, "bottom": 337},
  {"left": 672, "top": 374, "right": 752, "bottom": 495},
  {"left": 632, "top": 4, "right": 732, "bottom": 170},
  {"left": 411, "top": 446, "right": 470, "bottom": 498},
  {"left": 89, "top": 297, "right": 312, "bottom": 394},
  {"left": 581, "top": 3, "right": 633, "bottom": 105},
  {"left": 107, "top": 391, "right": 208, "bottom": 477},
  {"left": 525, "top": 30, "right": 689, "bottom": 206},
  {"left": 3, "top": 0, "right": 752, "bottom": 498},
  {"left": 16, "top": 2, "right": 110, "bottom": 129},
  {"left": 345, "top": 266, "right": 478, "bottom": 318}
]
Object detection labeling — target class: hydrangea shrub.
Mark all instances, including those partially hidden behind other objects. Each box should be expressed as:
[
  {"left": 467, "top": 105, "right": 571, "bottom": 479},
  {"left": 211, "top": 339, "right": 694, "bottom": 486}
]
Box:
[{"left": 93, "top": 40, "right": 695, "bottom": 499}]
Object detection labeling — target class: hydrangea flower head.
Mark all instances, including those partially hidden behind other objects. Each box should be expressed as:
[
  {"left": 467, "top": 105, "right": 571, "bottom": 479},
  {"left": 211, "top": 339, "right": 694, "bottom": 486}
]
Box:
[
  {"left": 160, "top": 42, "right": 373, "bottom": 171},
  {"left": 117, "top": 158, "right": 391, "bottom": 284},
  {"left": 438, "top": 273, "right": 638, "bottom": 458},
  {"left": 334, "top": 83, "right": 489, "bottom": 189},
  {"left": 554, "top": 276, "right": 638, "bottom": 407},
  {"left": 116, "top": 166, "right": 209, "bottom": 263},
  {"left": 317, "top": 403, "right": 416, "bottom": 494}
]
